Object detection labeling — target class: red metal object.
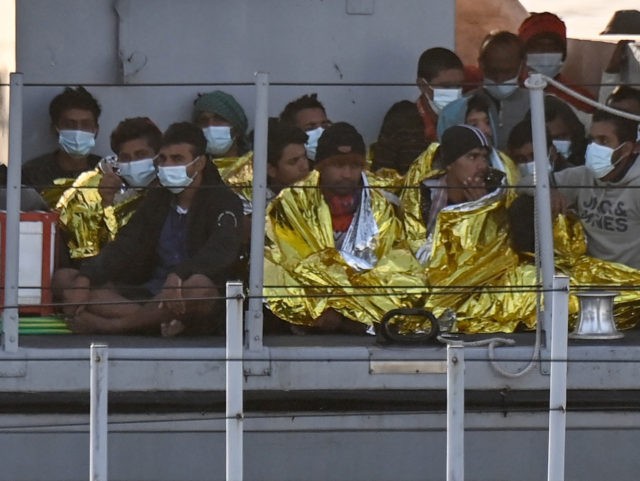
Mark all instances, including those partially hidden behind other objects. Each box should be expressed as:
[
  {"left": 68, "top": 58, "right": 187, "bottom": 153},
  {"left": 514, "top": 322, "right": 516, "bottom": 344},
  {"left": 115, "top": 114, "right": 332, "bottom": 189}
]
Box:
[{"left": 0, "top": 211, "right": 59, "bottom": 315}]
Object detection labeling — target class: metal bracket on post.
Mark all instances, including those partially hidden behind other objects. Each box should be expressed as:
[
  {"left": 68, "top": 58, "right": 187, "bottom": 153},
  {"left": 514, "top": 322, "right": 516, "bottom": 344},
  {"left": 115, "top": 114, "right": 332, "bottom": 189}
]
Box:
[
  {"left": 90, "top": 343, "right": 109, "bottom": 481},
  {"left": 2, "top": 72, "right": 24, "bottom": 354},
  {"left": 525, "top": 73, "right": 555, "bottom": 351}
]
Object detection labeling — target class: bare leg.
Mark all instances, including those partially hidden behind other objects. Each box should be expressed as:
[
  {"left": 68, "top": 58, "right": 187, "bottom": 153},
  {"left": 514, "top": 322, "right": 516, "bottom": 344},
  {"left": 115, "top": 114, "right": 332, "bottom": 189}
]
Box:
[
  {"left": 53, "top": 268, "right": 149, "bottom": 321},
  {"left": 52, "top": 268, "right": 89, "bottom": 316},
  {"left": 161, "top": 274, "right": 220, "bottom": 336},
  {"left": 61, "top": 271, "right": 221, "bottom": 336},
  {"left": 69, "top": 292, "right": 172, "bottom": 334}
]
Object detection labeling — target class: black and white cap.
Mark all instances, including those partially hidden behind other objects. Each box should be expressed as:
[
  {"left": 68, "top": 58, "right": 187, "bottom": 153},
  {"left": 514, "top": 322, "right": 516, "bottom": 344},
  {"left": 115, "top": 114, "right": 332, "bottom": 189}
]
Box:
[{"left": 440, "top": 124, "right": 490, "bottom": 166}]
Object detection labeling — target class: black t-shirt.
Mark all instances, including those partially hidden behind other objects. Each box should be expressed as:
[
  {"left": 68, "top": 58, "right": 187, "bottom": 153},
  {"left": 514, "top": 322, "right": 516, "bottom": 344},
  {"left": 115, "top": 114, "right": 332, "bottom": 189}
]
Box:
[{"left": 21, "top": 151, "right": 101, "bottom": 191}]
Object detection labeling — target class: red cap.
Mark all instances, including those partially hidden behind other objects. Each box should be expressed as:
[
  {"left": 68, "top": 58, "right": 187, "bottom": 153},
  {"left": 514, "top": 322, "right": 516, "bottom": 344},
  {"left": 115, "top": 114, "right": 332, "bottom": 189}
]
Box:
[{"left": 518, "top": 12, "right": 566, "bottom": 47}]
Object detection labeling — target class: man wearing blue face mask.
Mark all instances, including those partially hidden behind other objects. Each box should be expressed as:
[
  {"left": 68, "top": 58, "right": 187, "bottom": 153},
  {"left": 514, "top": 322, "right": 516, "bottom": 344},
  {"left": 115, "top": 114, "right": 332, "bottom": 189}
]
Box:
[
  {"left": 52, "top": 122, "right": 243, "bottom": 335},
  {"left": 438, "top": 31, "right": 530, "bottom": 151},
  {"left": 55, "top": 117, "right": 162, "bottom": 262},
  {"left": 22, "top": 86, "right": 102, "bottom": 202},
  {"left": 518, "top": 111, "right": 640, "bottom": 269}
]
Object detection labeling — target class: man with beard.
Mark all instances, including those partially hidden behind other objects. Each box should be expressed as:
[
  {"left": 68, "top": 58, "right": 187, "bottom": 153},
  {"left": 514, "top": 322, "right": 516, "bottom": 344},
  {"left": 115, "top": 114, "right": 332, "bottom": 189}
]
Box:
[{"left": 263, "top": 122, "right": 423, "bottom": 334}]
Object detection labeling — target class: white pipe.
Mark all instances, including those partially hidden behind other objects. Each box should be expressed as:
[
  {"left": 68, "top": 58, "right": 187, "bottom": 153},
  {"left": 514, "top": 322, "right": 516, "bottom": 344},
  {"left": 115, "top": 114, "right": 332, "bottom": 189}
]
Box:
[
  {"left": 447, "top": 342, "right": 465, "bottom": 481},
  {"left": 89, "top": 343, "right": 109, "bottom": 481},
  {"left": 542, "top": 74, "right": 640, "bottom": 122},
  {"left": 547, "top": 275, "right": 569, "bottom": 481},
  {"left": 245, "top": 71, "right": 269, "bottom": 351},
  {"left": 525, "top": 73, "right": 555, "bottom": 349},
  {"left": 2, "top": 72, "right": 24, "bottom": 353},
  {"left": 226, "top": 281, "right": 244, "bottom": 481}
]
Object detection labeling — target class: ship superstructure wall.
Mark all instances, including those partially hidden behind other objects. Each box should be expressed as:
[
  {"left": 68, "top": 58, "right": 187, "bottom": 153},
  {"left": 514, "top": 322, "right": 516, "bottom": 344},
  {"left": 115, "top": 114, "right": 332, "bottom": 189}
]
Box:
[{"left": 15, "top": 0, "right": 455, "bottom": 161}]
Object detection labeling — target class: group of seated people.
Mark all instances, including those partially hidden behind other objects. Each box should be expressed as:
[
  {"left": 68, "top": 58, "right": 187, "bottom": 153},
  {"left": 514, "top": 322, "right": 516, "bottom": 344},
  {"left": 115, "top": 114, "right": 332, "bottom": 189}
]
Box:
[{"left": 2, "top": 11, "right": 640, "bottom": 337}]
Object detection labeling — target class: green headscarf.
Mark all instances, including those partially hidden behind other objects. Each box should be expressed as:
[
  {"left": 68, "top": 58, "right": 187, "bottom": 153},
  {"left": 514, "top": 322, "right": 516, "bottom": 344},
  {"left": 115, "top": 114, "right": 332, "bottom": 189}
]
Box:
[{"left": 193, "top": 90, "right": 248, "bottom": 136}]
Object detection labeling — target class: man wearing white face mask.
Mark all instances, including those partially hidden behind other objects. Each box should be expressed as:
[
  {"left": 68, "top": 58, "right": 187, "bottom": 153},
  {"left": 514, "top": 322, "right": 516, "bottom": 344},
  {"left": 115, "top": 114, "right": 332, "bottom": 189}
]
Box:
[
  {"left": 279, "top": 93, "right": 332, "bottom": 162},
  {"left": 520, "top": 95, "right": 588, "bottom": 167},
  {"left": 507, "top": 118, "right": 574, "bottom": 253},
  {"left": 370, "top": 48, "right": 465, "bottom": 175},
  {"left": 438, "top": 32, "right": 530, "bottom": 151},
  {"left": 22, "top": 86, "right": 103, "bottom": 202},
  {"left": 193, "top": 90, "right": 253, "bottom": 215},
  {"left": 414, "top": 48, "right": 465, "bottom": 144},
  {"left": 193, "top": 90, "right": 250, "bottom": 159},
  {"left": 518, "top": 12, "right": 595, "bottom": 117},
  {"left": 519, "top": 111, "right": 640, "bottom": 269},
  {"left": 55, "top": 117, "right": 162, "bottom": 262},
  {"left": 507, "top": 118, "right": 572, "bottom": 179},
  {"left": 52, "top": 122, "right": 243, "bottom": 335}
]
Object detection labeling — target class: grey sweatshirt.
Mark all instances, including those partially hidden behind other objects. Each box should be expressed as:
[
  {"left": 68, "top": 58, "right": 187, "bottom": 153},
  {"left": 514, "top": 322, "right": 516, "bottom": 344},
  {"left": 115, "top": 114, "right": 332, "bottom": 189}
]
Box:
[{"left": 553, "top": 156, "right": 640, "bottom": 269}]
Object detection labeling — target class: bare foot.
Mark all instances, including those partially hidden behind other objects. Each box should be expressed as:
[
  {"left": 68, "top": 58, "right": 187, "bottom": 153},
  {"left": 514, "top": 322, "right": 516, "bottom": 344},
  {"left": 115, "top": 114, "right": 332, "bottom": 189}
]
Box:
[
  {"left": 65, "top": 306, "right": 102, "bottom": 334},
  {"left": 161, "top": 319, "right": 185, "bottom": 337}
]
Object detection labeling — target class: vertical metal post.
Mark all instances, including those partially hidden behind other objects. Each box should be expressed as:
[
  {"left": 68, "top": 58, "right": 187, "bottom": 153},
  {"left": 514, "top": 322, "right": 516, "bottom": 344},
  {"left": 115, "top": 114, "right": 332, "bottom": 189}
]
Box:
[
  {"left": 447, "top": 343, "right": 465, "bottom": 481},
  {"left": 2, "top": 72, "right": 24, "bottom": 353},
  {"left": 90, "top": 343, "right": 109, "bottom": 481},
  {"left": 525, "top": 73, "right": 555, "bottom": 348},
  {"left": 547, "top": 275, "right": 569, "bottom": 481},
  {"left": 245, "top": 71, "right": 269, "bottom": 351},
  {"left": 226, "top": 281, "right": 244, "bottom": 481}
]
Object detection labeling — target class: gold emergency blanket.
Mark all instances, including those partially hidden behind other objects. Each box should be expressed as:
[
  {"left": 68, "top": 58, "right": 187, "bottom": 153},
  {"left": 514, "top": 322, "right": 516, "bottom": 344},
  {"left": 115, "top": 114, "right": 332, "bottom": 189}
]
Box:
[
  {"left": 213, "top": 152, "right": 404, "bottom": 202},
  {"left": 400, "top": 144, "right": 520, "bottom": 243},
  {"left": 424, "top": 200, "right": 538, "bottom": 332},
  {"left": 56, "top": 169, "right": 143, "bottom": 259},
  {"left": 553, "top": 215, "right": 640, "bottom": 330},
  {"left": 401, "top": 170, "right": 535, "bottom": 333},
  {"left": 365, "top": 145, "right": 405, "bottom": 193},
  {"left": 566, "top": 257, "right": 640, "bottom": 330},
  {"left": 264, "top": 171, "right": 425, "bottom": 327},
  {"left": 401, "top": 166, "right": 640, "bottom": 333},
  {"left": 213, "top": 153, "right": 254, "bottom": 203},
  {"left": 368, "top": 167, "right": 405, "bottom": 195},
  {"left": 41, "top": 178, "right": 76, "bottom": 209}
]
